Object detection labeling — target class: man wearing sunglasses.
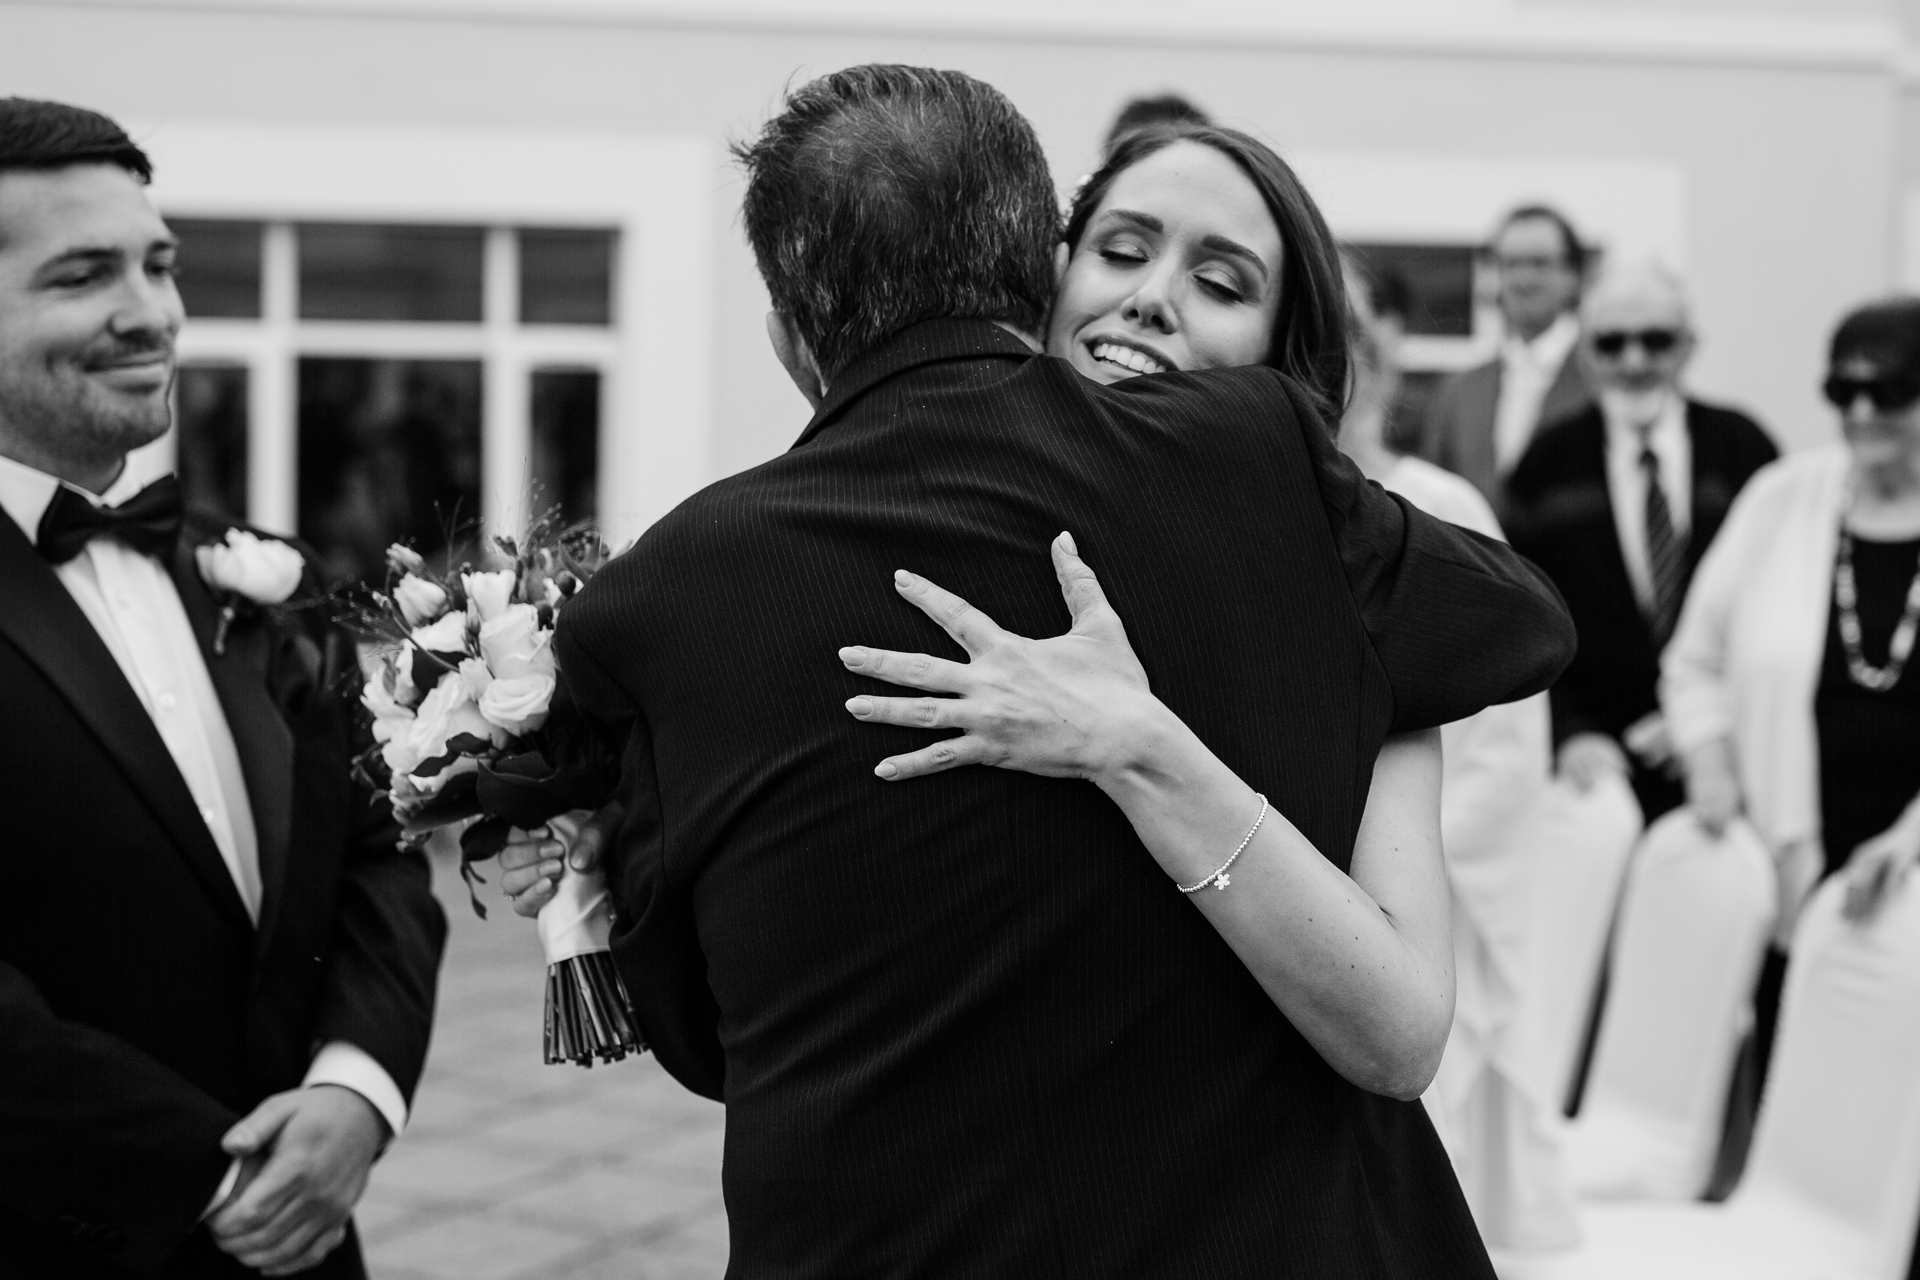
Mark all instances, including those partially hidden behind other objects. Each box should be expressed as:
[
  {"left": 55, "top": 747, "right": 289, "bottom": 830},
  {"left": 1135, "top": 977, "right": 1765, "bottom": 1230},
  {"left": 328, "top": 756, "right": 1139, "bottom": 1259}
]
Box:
[{"left": 1506, "top": 261, "right": 1777, "bottom": 829}]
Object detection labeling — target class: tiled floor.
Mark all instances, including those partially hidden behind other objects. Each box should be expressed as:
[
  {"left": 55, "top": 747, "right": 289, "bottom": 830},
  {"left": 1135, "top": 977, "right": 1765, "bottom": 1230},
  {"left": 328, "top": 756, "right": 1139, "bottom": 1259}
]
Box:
[{"left": 357, "top": 847, "right": 728, "bottom": 1280}]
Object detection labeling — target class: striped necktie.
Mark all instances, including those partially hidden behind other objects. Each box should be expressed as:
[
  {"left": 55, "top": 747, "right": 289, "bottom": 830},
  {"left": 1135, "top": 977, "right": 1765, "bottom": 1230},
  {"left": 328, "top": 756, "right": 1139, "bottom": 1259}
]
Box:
[{"left": 1640, "top": 435, "right": 1686, "bottom": 644}]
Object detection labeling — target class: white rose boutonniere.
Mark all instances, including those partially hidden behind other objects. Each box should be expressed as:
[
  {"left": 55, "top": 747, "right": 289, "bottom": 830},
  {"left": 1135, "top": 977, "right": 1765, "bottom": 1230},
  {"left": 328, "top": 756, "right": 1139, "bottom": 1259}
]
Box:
[{"left": 195, "top": 528, "right": 306, "bottom": 654}]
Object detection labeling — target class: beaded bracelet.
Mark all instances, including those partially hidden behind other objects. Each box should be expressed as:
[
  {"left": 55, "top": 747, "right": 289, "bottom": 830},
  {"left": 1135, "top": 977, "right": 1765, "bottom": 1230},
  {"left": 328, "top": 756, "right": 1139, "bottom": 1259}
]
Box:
[{"left": 1177, "top": 794, "right": 1269, "bottom": 894}]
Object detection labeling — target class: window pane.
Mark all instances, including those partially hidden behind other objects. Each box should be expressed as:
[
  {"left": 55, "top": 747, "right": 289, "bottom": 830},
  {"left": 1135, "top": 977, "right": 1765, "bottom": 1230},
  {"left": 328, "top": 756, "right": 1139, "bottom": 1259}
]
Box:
[
  {"left": 169, "top": 220, "right": 262, "bottom": 319},
  {"left": 519, "top": 228, "right": 615, "bottom": 325},
  {"left": 530, "top": 369, "right": 600, "bottom": 524},
  {"left": 1346, "top": 243, "right": 1475, "bottom": 338},
  {"left": 298, "top": 358, "right": 482, "bottom": 585},
  {"left": 175, "top": 364, "right": 249, "bottom": 520},
  {"left": 298, "top": 224, "right": 484, "bottom": 322}
]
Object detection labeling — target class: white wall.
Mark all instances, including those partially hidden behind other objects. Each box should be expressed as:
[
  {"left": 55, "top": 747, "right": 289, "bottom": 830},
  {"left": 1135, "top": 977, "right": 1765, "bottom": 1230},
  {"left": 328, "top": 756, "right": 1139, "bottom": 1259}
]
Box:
[{"left": 0, "top": 0, "right": 1904, "bottom": 505}]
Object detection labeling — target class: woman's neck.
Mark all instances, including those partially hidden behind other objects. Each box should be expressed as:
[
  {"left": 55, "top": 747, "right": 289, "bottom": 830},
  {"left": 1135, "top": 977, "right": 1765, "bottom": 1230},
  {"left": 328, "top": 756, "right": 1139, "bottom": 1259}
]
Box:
[
  {"left": 1848, "top": 450, "right": 1920, "bottom": 539},
  {"left": 1337, "top": 403, "right": 1400, "bottom": 484}
]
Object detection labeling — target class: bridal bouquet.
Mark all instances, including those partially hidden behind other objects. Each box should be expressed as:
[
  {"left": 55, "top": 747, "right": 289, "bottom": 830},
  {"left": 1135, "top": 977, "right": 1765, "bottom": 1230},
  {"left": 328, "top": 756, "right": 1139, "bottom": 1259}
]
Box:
[{"left": 349, "top": 522, "right": 637, "bottom": 1066}]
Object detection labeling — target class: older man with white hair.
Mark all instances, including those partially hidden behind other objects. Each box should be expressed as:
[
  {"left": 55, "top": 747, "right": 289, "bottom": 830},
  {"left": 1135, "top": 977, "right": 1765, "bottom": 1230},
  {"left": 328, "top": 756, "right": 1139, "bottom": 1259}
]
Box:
[{"left": 1506, "top": 261, "right": 1778, "bottom": 827}]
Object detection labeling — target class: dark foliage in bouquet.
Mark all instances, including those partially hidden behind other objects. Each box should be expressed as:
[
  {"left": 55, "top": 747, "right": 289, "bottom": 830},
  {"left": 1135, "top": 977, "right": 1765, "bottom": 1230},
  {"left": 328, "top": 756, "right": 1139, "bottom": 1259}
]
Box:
[{"left": 342, "top": 510, "right": 620, "bottom": 917}]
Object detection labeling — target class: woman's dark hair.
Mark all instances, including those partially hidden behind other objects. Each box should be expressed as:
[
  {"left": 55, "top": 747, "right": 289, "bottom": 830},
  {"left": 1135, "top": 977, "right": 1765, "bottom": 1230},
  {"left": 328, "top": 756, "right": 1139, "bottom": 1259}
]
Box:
[
  {"left": 732, "top": 65, "right": 1059, "bottom": 384},
  {"left": 1062, "top": 122, "right": 1349, "bottom": 425},
  {"left": 0, "top": 97, "right": 151, "bottom": 182},
  {"left": 1829, "top": 296, "right": 1920, "bottom": 378}
]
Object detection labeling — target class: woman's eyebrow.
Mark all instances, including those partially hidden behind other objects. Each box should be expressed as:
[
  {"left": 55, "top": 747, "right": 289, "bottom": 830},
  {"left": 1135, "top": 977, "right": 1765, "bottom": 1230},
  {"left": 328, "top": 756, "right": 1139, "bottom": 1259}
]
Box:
[{"left": 1101, "top": 209, "right": 1163, "bottom": 234}]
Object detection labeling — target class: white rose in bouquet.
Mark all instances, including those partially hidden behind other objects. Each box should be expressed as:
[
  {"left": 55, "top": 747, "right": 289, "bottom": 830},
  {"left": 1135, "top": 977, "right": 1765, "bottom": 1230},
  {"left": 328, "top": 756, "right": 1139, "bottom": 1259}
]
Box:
[
  {"left": 410, "top": 610, "right": 471, "bottom": 658},
  {"left": 463, "top": 570, "right": 517, "bottom": 624},
  {"left": 479, "top": 604, "right": 556, "bottom": 680},
  {"left": 385, "top": 543, "right": 425, "bottom": 575},
  {"left": 393, "top": 573, "right": 450, "bottom": 626},
  {"left": 405, "top": 675, "right": 500, "bottom": 790},
  {"left": 381, "top": 731, "right": 425, "bottom": 781},
  {"left": 458, "top": 656, "right": 494, "bottom": 701},
  {"left": 478, "top": 672, "right": 556, "bottom": 737},
  {"left": 361, "top": 672, "right": 416, "bottom": 759},
  {"left": 196, "top": 529, "right": 304, "bottom": 605}
]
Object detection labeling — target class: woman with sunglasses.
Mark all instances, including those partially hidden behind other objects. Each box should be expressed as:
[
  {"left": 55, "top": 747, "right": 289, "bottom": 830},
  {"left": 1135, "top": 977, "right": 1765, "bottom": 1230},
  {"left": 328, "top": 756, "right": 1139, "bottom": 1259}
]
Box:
[{"left": 1663, "top": 300, "right": 1920, "bottom": 1141}]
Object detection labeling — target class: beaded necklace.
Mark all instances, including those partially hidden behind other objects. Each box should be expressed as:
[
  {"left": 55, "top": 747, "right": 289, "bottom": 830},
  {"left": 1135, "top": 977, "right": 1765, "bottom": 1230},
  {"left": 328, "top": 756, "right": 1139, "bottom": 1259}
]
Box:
[{"left": 1834, "top": 529, "right": 1920, "bottom": 692}]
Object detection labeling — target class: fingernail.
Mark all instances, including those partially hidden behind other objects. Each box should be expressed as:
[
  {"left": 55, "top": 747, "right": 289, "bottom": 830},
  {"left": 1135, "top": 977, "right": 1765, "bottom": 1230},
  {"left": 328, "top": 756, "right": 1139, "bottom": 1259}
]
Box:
[
  {"left": 875, "top": 761, "right": 898, "bottom": 779},
  {"left": 570, "top": 851, "right": 591, "bottom": 871},
  {"left": 542, "top": 842, "right": 563, "bottom": 858},
  {"left": 839, "top": 646, "right": 868, "bottom": 666},
  {"left": 847, "top": 696, "right": 873, "bottom": 717},
  {"left": 1059, "top": 531, "right": 1077, "bottom": 555},
  {"left": 894, "top": 569, "right": 914, "bottom": 587},
  {"left": 543, "top": 861, "right": 562, "bottom": 877}
]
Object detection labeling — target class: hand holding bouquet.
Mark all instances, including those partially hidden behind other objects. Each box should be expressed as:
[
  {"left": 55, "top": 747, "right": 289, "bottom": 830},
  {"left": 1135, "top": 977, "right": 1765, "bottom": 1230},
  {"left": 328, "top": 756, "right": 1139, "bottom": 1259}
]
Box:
[{"left": 351, "top": 525, "right": 636, "bottom": 1066}]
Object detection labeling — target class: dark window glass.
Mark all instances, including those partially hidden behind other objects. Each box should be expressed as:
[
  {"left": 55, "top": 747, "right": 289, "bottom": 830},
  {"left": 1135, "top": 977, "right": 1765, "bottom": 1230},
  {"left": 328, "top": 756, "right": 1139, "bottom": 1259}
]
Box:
[
  {"left": 1347, "top": 243, "right": 1476, "bottom": 337},
  {"left": 298, "top": 224, "right": 484, "bottom": 322},
  {"left": 168, "top": 220, "right": 262, "bottom": 319},
  {"left": 298, "top": 358, "right": 482, "bottom": 585},
  {"left": 175, "top": 364, "right": 248, "bottom": 520},
  {"left": 530, "top": 369, "right": 600, "bottom": 523},
  {"left": 519, "top": 228, "right": 615, "bottom": 325}
]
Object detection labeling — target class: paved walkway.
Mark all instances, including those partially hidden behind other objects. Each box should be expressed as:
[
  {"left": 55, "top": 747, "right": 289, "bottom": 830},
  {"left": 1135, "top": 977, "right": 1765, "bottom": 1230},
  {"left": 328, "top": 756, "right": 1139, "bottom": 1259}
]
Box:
[{"left": 357, "top": 847, "right": 728, "bottom": 1280}]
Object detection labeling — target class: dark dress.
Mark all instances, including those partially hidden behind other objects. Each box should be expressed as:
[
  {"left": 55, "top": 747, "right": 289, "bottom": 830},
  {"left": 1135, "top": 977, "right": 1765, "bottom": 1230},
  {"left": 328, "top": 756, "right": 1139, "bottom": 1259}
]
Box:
[
  {"left": 1816, "top": 535, "right": 1920, "bottom": 874},
  {"left": 558, "top": 319, "right": 1575, "bottom": 1278},
  {"left": 1818, "top": 537, "right": 1920, "bottom": 1280}
]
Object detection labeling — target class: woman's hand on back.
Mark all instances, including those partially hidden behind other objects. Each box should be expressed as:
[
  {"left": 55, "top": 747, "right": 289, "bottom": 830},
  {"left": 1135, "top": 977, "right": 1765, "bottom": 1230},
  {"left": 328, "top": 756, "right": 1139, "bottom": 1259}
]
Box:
[{"left": 839, "top": 532, "right": 1167, "bottom": 785}]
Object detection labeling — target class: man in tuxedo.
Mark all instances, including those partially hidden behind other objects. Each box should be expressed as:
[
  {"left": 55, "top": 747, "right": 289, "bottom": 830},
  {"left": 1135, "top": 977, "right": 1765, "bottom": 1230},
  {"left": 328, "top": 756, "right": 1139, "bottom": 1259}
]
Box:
[
  {"left": 1419, "top": 204, "right": 1594, "bottom": 506},
  {"left": 509, "top": 67, "right": 1572, "bottom": 1276},
  {"left": 0, "top": 100, "right": 445, "bottom": 1278},
  {"left": 1507, "top": 261, "right": 1777, "bottom": 821}
]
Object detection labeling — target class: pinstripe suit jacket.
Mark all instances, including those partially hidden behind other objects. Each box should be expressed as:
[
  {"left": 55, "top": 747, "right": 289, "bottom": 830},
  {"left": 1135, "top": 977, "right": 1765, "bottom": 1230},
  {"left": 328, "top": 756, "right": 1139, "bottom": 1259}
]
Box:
[{"left": 557, "top": 319, "right": 1573, "bottom": 1279}]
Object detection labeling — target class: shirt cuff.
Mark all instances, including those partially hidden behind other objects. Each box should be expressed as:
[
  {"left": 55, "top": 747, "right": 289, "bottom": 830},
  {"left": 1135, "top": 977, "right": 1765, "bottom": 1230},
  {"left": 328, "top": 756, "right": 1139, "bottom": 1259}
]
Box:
[
  {"left": 303, "top": 1041, "right": 408, "bottom": 1142},
  {"left": 201, "top": 1157, "right": 243, "bottom": 1221}
]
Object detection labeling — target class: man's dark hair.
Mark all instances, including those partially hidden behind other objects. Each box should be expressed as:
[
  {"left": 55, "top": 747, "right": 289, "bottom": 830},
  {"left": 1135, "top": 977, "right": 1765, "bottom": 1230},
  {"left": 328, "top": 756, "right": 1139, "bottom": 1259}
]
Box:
[
  {"left": 0, "top": 98, "right": 151, "bottom": 182},
  {"left": 732, "top": 65, "right": 1058, "bottom": 384},
  {"left": 1489, "top": 203, "right": 1585, "bottom": 270},
  {"left": 1830, "top": 296, "right": 1920, "bottom": 380},
  {"left": 1103, "top": 94, "right": 1210, "bottom": 154},
  {"left": 1064, "top": 122, "right": 1351, "bottom": 428}
]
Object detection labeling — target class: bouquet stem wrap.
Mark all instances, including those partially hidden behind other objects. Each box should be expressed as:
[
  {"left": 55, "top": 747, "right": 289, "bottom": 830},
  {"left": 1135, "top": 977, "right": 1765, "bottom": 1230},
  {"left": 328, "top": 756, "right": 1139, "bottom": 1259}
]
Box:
[{"left": 537, "top": 857, "right": 644, "bottom": 1067}]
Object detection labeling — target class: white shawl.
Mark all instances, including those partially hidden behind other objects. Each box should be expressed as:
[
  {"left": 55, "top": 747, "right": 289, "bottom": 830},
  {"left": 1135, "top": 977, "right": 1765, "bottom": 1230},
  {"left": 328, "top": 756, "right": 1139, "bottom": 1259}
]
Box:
[{"left": 1660, "top": 444, "right": 1851, "bottom": 855}]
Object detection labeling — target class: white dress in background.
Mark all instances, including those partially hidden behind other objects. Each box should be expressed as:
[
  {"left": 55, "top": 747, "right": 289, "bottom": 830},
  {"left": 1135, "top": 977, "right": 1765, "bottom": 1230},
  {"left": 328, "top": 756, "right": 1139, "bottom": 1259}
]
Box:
[{"left": 1384, "top": 456, "right": 1583, "bottom": 1251}]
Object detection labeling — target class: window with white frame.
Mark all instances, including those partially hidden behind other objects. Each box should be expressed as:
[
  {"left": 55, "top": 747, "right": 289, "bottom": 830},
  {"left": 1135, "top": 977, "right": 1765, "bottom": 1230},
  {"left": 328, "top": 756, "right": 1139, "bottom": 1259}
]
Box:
[{"left": 169, "top": 218, "right": 616, "bottom": 584}]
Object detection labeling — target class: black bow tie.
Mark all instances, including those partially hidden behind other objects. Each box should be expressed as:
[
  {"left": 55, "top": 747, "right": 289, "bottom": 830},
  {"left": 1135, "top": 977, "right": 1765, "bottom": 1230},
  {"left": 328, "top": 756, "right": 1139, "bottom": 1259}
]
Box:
[{"left": 36, "top": 475, "right": 184, "bottom": 565}]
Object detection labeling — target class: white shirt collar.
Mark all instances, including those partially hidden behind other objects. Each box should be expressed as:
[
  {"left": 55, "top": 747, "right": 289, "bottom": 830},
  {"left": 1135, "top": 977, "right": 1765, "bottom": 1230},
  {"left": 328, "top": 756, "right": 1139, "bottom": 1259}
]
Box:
[
  {"left": 0, "top": 453, "right": 163, "bottom": 548},
  {"left": 1502, "top": 310, "right": 1581, "bottom": 371}
]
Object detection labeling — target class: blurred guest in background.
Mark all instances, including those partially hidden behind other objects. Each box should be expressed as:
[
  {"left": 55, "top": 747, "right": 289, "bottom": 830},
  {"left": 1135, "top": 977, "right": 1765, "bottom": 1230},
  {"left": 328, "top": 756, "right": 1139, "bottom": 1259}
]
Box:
[
  {"left": 1343, "top": 256, "right": 1576, "bottom": 1251},
  {"left": 1664, "top": 299, "right": 1920, "bottom": 1119},
  {"left": 1508, "top": 261, "right": 1776, "bottom": 822},
  {"left": 1100, "top": 91, "right": 1209, "bottom": 156},
  {"left": 1420, "top": 205, "right": 1594, "bottom": 505}
]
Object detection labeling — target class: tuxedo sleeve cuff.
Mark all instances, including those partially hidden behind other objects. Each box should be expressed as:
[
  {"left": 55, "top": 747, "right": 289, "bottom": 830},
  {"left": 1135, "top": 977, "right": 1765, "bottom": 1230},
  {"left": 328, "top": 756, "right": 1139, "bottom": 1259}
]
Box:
[
  {"left": 304, "top": 1041, "right": 408, "bottom": 1141},
  {"left": 200, "top": 1158, "right": 242, "bottom": 1222}
]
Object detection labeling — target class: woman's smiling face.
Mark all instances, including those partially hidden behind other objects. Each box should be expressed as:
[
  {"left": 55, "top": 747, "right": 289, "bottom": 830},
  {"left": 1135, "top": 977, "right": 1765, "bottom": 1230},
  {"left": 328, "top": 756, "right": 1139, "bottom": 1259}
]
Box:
[{"left": 1048, "top": 140, "right": 1285, "bottom": 384}]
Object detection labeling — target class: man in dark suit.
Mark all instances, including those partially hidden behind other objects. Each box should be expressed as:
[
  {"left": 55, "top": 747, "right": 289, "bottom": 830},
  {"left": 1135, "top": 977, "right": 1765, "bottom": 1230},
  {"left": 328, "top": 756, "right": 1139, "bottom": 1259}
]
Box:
[
  {"left": 0, "top": 100, "right": 444, "bottom": 1279},
  {"left": 1507, "top": 261, "right": 1777, "bottom": 822},
  {"left": 1420, "top": 204, "right": 1593, "bottom": 506},
  {"left": 511, "top": 68, "right": 1572, "bottom": 1276}
]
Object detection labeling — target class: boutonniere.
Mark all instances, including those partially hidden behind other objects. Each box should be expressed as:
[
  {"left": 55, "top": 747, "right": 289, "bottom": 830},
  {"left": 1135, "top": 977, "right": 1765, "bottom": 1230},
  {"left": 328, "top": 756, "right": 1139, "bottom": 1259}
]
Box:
[{"left": 195, "top": 528, "right": 306, "bottom": 655}]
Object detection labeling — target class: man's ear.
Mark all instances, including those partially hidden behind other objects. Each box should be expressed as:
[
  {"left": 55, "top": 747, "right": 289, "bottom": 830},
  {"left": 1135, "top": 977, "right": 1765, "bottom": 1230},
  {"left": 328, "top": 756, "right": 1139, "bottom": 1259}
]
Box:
[{"left": 766, "top": 311, "right": 825, "bottom": 410}]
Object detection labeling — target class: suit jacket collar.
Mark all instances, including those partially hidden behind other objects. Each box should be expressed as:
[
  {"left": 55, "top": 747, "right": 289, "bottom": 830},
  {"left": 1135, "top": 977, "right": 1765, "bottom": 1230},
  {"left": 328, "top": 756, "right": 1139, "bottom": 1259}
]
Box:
[
  {"left": 0, "top": 515, "right": 255, "bottom": 932},
  {"left": 793, "top": 318, "right": 1036, "bottom": 448},
  {"left": 169, "top": 525, "right": 296, "bottom": 949}
]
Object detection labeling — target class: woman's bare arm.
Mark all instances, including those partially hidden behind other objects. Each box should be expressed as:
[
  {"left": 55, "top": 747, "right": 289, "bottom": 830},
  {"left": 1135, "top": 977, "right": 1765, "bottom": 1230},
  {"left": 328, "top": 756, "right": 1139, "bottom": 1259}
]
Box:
[{"left": 841, "top": 533, "right": 1454, "bottom": 1098}]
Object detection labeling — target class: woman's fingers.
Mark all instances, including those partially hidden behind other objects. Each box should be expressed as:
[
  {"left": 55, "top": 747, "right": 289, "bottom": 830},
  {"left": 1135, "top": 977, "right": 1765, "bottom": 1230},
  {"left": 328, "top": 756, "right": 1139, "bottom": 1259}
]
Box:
[
  {"left": 846, "top": 693, "right": 965, "bottom": 731},
  {"left": 1051, "top": 531, "right": 1109, "bottom": 625},
  {"left": 872, "top": 735, "right": 986, "bottom": 781},
  {"left": 839, "top": 644, "right": 969, "bottom": 692},
  {"left": 894, "top": 570, "right": 1003, "bottom": 655}
]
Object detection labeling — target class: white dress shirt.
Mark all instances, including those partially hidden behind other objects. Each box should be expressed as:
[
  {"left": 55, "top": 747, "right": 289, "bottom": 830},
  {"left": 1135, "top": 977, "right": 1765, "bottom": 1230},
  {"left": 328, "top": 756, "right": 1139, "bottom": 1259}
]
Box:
[
  {"left": 1493, "top": 312, "right": 1582, "bottom": 476},
  {"left": 0, "top": 454, "right": 407, "bottom": 1208},
  {"left": 1601, "top": 392, "right": 1693, "bottom": 614}
]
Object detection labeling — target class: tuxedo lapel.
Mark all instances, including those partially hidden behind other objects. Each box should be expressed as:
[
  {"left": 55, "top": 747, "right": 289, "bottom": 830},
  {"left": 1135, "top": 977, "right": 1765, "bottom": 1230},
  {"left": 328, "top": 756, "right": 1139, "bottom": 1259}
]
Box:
[
  {"left": 0, "top": 519, "right": 253, "bottom": 931},
  {"left": 169, "top": 536, "right": 294, "bottom": 948}
]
